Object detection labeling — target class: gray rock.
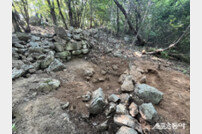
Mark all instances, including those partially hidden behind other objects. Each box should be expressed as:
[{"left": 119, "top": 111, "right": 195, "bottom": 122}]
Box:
[
  {"left": 56, "top": 51, "right": 71, "bottom": 59},
  {"left": 89, "top": 88, "right": 105, "bottom": 114},
  {"left": 47, "top": 59, "right": 66, "bottom": 72},
  {"left": 97, "top": 120, "right": 108, "bottom": 132},
  {"left": 28, "top": 47, "right": 43, "bottom": 53},
  {"left": 129, "top": 102, "right": 138, "bottom": 117},
  {"left": 119, "top": 93, "right": 130, "bottom": 104},
  {"left": 54, "top": 42, "right": 64, "bottom": 52},
  {"left": 82, "top": 49, "right": 89, "bottom": 54},
  {"left": 54, "top": 26, "right": 67, "bottom": 39},
  {"left": 37, "top": 79, "right": 60, "bottom": 93},
  {"left": 84, "top": 68, "right": 94, "bottom": 77},
  {"left": 28, "top": 42, "right": 40, "bottom": 47},
  {"left": 134, "top": 84, "right": 163, "bottom": 104},
  {"left": 116, "top": 104, "right": 128, "bottom": 114},
  {"left": 61, "top": 102, "right": 70, "bottom": 110},
  {"left": 121, "top": 75, "right": 134, "bottom": 92},
  {"left": 12, "top": 34, "right": 20, "bottom": 44},
  {"left": 116, "top": 126, "right": 138, "bottom": 134},
  {"left": 12, "top": 68, "right": 25, "bottom": 79},
  {"left": 40, "top": 51, "right": 54, "bottom": 69},
  {"left": 73, "top": 34, "right": 81, "bottom": 41},
  {"left": 82, "top": 91, "right": 92, "bottom": 102},
  {"left": 16, "top": 32, "right": 31, "bottom": 42},
  {"left": 14, "top": 43, "right": 25, "bottom": 48},
  {"left": 105, "top": 102, "right": 116, "bottom": 116},
  {"left": 139, "top": 103, "right": 159, "bottom": 124},
  {"left": 72, "top": 50, "right": 82, "bottom": 55},
  {"left": 31, "top": 36, "right": 41, "bottom": 41},
  {"left": 114, "top": 114, "right": 135, "bottom": 128},
  {"left": 108, "top": 94, "right": 120, "bottom": 103}
]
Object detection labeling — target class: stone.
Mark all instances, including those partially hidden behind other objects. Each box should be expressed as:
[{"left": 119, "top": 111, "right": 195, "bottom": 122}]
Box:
[
  {"left": 40, "top": 51, "right": 54, "bottom": 69},
  {"left": 73, "top": 34, "right": 81, "bottom": 41},
  {"left": 12, "top": 68, "right": 25, "bottom": 79},
  {"left": 61, "top": 102, "right": 70, "bottom": 110},
  {"left": 121, "top": 75, "right": 134, "bottom": 92},
  {"left": 12, "top": 34, "right": 20, "bottom": 44},
  {"left": 113, "top": 51, "right": 122, "bottom": 58},
  {"left": 119, "top": 93, "right": 130, "bottom": 104},
  {"left": 31, "top": 36, "right": 40, "bottom": 41},
  {"left": 72, "top": 50, "right": 82, "bottom": 55},
  {"left": 54, "top": 42, "right": 64, "bottom": 52},
  {"left": 134, "top": 84, "right": 163, "bottom": 104},
  {"left": 14, "top": 43, "right": 24, "bottom": 48},
  {"left": 129, "top": 102, "right": 138, "bottom": 117},
  {"left": 97, "top": 120, "right": 108, "bottom": 132},
  {"left": 28, "top": 42, "right": 40, "bottom": 47},
  {"left": 140, "top": 76, "right": 147, "bottom": 83},
  {"left": 116, "top": 126, "right": 138, "bottom": 134},
  {"left": 54, "top": 26, "right": 67, "bottom": 39},
  {"left": 82, "top": 49, "right": 89, "bottom": 54},
  {"left": 56, "top": 51, "right": 71, "bottom": 59},
  {"left": 139, "top": 103, "right": 159, "bottom": 124},
  {"left": 47, "top": 59, "right": 66, "bottom": 72},
  {"left": 108, "top": 94, "right": 120, "bottom": 103},
  {"left": 114, "top": 115, "right": 135, "bottom": 128},
  {"left": 89, "top": 88, "right": 105, "bottom": 114},
  {"left": 112, "top": 65, "right": 118, "bottom": 70},
  {"left": 28, "top": 47, "right": 43, "bottom": 53},
  {"left": 84, "top": 68, "right": 94, "bottom": 77},
  {"left": 37, "top": 79, "right": 60, "bottom": 93},
  {"left": 105, "top": 102, "right": 116, "bottom": 116},
  {"left": 16, "top": 32, "right": 31, "bottom": 42},
  {"left": 82, "top": 91, "right": 92, "bottom": 102},
  {"left": 124, "top": 37, "right": 130, "bottom": 42},
  {"left": 116, "top": 104, "right": 128, "bottom": 114}
]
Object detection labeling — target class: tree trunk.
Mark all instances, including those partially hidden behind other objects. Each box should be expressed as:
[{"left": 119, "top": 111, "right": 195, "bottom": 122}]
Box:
[
  {"left": 67, "top": 0, "right": 73, "bottom": 27},
  {"left": 46, "top": 0, "right": 57, "bottom": 26},
  {"left": 56, "top": 0, "right": 68, "bottom": 29},
  {"left": 12, "top": 11, "right": 22, "bottom": 32},
  {"left": 21, "top": 0, "right": 30, "bottom": 33},
  {"left": 116, "top": 6, "right": 120, "bottom": 35},
  {"left": 90, "top": 0, "right": 93, "bottom": 28},
  {"left": 113, "top": 0, "right": 145, "bottom": 45}
]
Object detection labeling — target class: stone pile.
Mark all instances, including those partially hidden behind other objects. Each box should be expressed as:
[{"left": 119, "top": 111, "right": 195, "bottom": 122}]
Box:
[
  {"left": 12, "top": 27, "right": 91, "bottom": 80},
  {"left": 80, "top": 68, "right": 164, "bottom": 133}
]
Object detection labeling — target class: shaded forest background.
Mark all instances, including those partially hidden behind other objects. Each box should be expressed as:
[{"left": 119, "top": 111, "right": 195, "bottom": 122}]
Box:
[{"left": 12, "top": 0, "right": 190, "bottom": 62}]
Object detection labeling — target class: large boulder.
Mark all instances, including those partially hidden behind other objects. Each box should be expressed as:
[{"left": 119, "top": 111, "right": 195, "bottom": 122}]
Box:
[
  {"left": 54, "top": 42, "right": 64, "bottom": 52},
  {"left": 66, "top": 41, "right": 82, "bottom": 51},
  {"left": 55, "top": 51, "right": 71, "bottom": 59},
  {"left": 121, "top": 75, "right": 134, "bottom": 92},
  {"left": 46, "top": 59, "right": 66, "bottom": 72},
  {"left": 139, "top": 103, "right": 159, "bottom": 124},
  {"left": 29, "top": 16, "right": 41, "bottom": 26},
  {"left": 89, "top": 88, "right": 105, "bottom": 114},
  {"left": 134, "top": 84, "right": 163, "bottom": 104},
  {"left": 116, "top": 126, "right": 138, "bottom": 134}
]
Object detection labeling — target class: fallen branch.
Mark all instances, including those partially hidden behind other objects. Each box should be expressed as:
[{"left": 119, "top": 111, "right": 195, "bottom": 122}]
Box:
[{"left": 143, "top": 25, "right": 190, "bottom": 55}]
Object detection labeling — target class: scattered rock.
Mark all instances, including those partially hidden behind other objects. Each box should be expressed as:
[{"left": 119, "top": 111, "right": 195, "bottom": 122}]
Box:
[
  {"left": 129, "top": 102, "right": 138, "bottom": 117},
  {"left": 112, "top": 65, "right": 118, "bottom": 70},
  {"left": 116, "top": 104, "right": 128, "bottom": 114},
  {"left": 89, "top": 88, "right": 105, "bottom": 114},
  {"left": 16, "top": 32, "right": 31, "bottom": 42},
  {"left": 97, "top": 120, "right": 108, "bottom": 132},
  {"left": 37, "top": 79, "right": 60, "bottom": 93},
  {"left": 40, "top": 51, "right": 54, "bottom": 69},
  {"left": 108, "top": 94, "right": 120, "bottom": 103},
  {"left": 134, "top": 84, "right": 163, "bottom": 104},
  {"left": 61, "top": 102, "right": 70, "bottom": 110},
  {"left": 54, "top": 42, "right": 64, "bottom": 52},
  {"left": 139, "top": 76, "right": 147, "bottom": 83},
  {"left": 121, "top": 75, "right": 134, "bottom": 92},
  {"left": 105, "top": 102, "right": 116, "bottom": 116},
  {"left": 47, "top": 59, "right": 66, "bottom": 72},
  {"left": 116, "top": 126, "right": 138, "bottom": 134},
  {"left": 84, "top": 68, "right": 94, "bottom": 77},
  {"left": 54, "top": 26, "right": 67, "bottom": 39},
  {"left": 82, "top": 91, "right": 92, "bottom": 102},
  {"left": 12, "top": 68, "right": 25, "bottom": 79},
  {"left": 139, "top": 103, "right": 159, "bottom": 124},
  {"left": 114, "top": 114, "right": 135, "bottom": 128},
  {"left": 119, "top": 93, "right": 130, "bottom": 104}
]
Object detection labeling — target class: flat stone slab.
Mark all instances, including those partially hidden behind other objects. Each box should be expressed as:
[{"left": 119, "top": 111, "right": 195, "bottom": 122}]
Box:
[
  {"left": 116, "top": 126, "right": 138, "bottom": 134},
  {"left": 114, "top": 115, "right": 135, "bottom": 128}
]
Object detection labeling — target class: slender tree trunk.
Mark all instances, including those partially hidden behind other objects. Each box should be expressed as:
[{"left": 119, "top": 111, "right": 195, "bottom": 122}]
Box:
[
  {"left": 67, "top": 0, "right": 73, "bottom": 27},
  {"left": 56, "top": 0, "right": 68, "bottom": 29},
  {"left": 90, "top": 0, "right": 93, "bottom": 28},
  {"left": 21, "top": 0, "right": 30, "bottom": 33},
  {"left": 116, "top": 6, "right": 120, "bottom": 35},
  {"left": 46, "top": 0, "right": 57, "bottom": 26},
  {"left": 113, "top": 0, "right": 145, "bottom": 45},
  {"left": 12, "top": 11, "right": 22, "bottom": 32}
]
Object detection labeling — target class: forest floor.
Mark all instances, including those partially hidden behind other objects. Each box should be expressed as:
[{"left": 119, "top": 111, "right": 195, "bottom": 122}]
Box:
[{"left": 12, "top": 26, "right": 190, "bottom": 134}]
